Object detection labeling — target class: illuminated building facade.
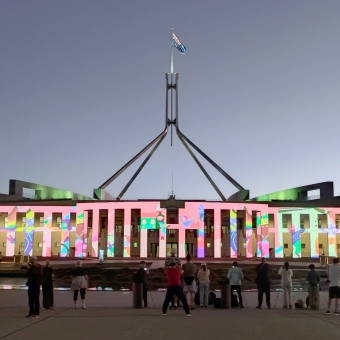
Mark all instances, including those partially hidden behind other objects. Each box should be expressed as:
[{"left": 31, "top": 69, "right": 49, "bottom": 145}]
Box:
[{"left": 1, "top": 191, "right": 340, "bottom": 259}]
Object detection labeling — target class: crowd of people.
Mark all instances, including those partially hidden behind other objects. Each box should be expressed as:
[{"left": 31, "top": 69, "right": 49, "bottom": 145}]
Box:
[{"left": 23, "top": 250, "right": 340, "bottom": 318}]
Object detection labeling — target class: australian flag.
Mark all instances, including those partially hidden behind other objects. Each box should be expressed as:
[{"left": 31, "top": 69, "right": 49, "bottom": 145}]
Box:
[{"left": 172, "top": 32, "right": 186, "bottom": 54}]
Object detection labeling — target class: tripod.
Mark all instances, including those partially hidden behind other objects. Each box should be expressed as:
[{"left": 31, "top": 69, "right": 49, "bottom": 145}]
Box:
[{"left": 148, "top": 291, "right": 156, "bottom": 307}]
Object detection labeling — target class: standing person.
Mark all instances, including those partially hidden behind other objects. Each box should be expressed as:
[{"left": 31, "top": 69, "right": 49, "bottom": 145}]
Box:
[
  {"left": 255, "top": 257, "right": 271, "bottom": 309},
  {"left": 306, "top": 264, "right": 320, "bottom": 310},
  {"left": 165, "top": 249, "right": 181, "bottom": 309},
  {"left": 162, "top": 258, "right": 192, "bottom": 316},
  {"left": 26, "top": 256, "right": 42, "bottom": 318},
  {"left": 71, "top": 260, "right": 88, "bottom": 309},
  {"left": 42, "top": 259, "right": 54, "bottom": 309},
  {"left": 278, "top": 262, "right": 293, "bottom": 309},
  {"left": 227, "top": 261, "right": 244, "bottom": 308},
  {"left": 326, "top": 257, "right": 340, "bottom": 315},
  {"left": 182, "top": 255, "right": 197, "bottom": 310},
  {"left": 197, "top": 263, "right": 210, "bottom": 307},
  {"left": 132, "top": 261, "right": 148, "bottom": 307}
]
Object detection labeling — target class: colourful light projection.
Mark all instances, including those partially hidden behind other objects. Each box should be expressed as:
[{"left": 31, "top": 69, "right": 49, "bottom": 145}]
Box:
[
  {"left": 230, "top": 209, "right": 238, "bottom": 258},
  {"left": 0, "top": 202, "right": 339, "bottom": 259},
  {"left": 24, "top": 210, "right": 34, "bottom": 256},
  {"left": 244, "top": 207, "right": 253, "bottom": 258},
  {"left": 107, "top": 209, "right": 115, "bottom": 257},
  {"left": 60, "top": 213, "right": 71, "bottom": 257}
]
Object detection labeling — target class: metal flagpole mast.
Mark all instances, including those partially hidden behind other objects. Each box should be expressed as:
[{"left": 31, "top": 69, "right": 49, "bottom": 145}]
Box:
[{"left": 170, "top": 28, "right": 174, "bottom": 146}]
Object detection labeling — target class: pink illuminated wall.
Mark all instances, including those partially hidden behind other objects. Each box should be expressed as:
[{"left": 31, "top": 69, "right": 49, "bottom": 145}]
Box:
[{"left": 1, "top": 201, "right": 340, "bottom": 259}]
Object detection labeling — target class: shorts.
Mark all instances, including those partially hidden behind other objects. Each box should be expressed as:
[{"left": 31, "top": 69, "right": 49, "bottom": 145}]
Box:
[
  {"left": 183, "top": 279, "right": 197, "bottom": 293},
  {"left": 329, "top": 286, "right": 340, "bottom": 299}
]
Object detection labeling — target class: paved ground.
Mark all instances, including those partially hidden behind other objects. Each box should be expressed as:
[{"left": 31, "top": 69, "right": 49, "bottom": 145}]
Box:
[{"left": 0, "top": 290, "right": 339, "bottom": 340}]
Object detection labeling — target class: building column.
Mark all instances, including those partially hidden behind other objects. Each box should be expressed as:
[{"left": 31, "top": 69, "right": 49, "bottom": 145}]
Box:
[
  {"left": 140, "top": 229, "right": 147, "bottom": 257},
  {"left": 158, "top": 210, "right": 167, "bottom": 258},
  {"left": 230, "top": 209, "right": 238, "bottom": 258},
  {"left": 214, "top": 209, "right": 221, "bottom": 258},
  {"left": 91, "top": 208, "right": 99, "bottom": 257},
  {"left": 42, "top": 211, "right": 52, "bottom": 257},
  {"left": 75, "top": 209, "right": 84, "bottom": 257},
  {"left": 274, "top": 212, "right": 283, "bottom": 258},
  {"left": 310, "top": 210, "right": 319, "bottom": 258},
  {"left": 244, "top": 208, "right": 253, "bottom": 258},
  {"left": 256, "top": 212, "right": 261, "bottom": 257},
  {"left": 291, "top": 213, "right": 301, "bottom": 258},
  {"left": 107, "top": 208, "right": 115, "bottom": 257},
  {"left": 60, "top": 213, "right": 70, "bottom": 257},
  {"left": 123, "top": 209, "right": 131, "bottom": 257},
  {"left": 327, "top": 211, "right": 337, "bottom": 257},
  {"left": 24, "top": 210, "right": 34, "bottom": 256},
  {"left": 6, "top": 207, "right": 18, "bottom": 256},
  {"left": 178, "top": 227, "right": 186, "bottom": 258},
  {"left": 260, "top": 212, "right": 269, "bottom": 258}
]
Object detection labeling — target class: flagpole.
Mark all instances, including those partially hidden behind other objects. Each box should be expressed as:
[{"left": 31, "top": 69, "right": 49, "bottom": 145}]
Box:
[
  {"left": 170, "top": 28, "right": 174, "bottom": 74},
  {"left": 170, "top": 28, "right": 174, "bottom": 146}
]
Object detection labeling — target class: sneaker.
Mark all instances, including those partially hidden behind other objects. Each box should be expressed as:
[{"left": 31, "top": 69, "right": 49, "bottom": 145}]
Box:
[
  {"left": 82, "top": 305, "right": 86, "bottom": 309},
  {"left": 190, "top": 306, "right": 195, "bottom": 310},
  {"left": 240, "top": 305, "right": 244, "bottom": 309},
  {"left": 200, "top": 305, "right": 204, "bottom": 308},
  {"left": 256, "top": 306, "right": 262, "bottom": 309},
  {"left": 186, "top": 313, "right": 193, "bottom": 317},
  {"left": 74, "top": 304, "right": 78, "bottom": 309},
  {"left": 161, "top": 313, "right": 167, "bottom": 316},
  {"left": 144, "top": 304, "right": 148, "bottom": 308},
  {"left": 25, "top": 314, "right": 33, "bottom": 318},
  {"left": 326, "top": 311, "right": 331, "bottom": 315},
  {"left": 30, "top": 315, "right": 39, "bottom": 319},
  {"left": 334, "top": 311, "right": 340, "bottom": 315},
  {"left": 204, "top": 305, "right": 208, "bottom": 308}
]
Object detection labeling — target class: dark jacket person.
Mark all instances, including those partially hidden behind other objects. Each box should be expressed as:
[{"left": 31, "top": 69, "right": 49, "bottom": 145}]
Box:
[
  {"left": 133, "top": 261, "right": 148, "bottom": 307},
  {"left": 255, "top": 257, "right": 271, "bottom": 309},
  {"left": 26, "top": 256, "right": 43, "bottom": 318}
]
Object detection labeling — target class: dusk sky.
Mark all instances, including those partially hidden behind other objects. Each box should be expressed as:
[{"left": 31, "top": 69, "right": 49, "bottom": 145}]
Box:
[{"left": 1, "top": 1, "right": 340, "bottom": 200}]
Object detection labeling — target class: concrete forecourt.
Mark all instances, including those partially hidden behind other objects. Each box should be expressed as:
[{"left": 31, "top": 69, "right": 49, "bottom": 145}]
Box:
[{"left": 0, "top": 290, "right": 340, "bottom": 340}]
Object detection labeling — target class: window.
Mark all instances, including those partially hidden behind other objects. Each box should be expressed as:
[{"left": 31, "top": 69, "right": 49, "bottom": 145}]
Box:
[
  {"left": 337, "top": 244, "right": 340, "bottom": 250},
  {"left": 300, "top": 219, "right": 304, "bottom": 229},
  {"left": 56, "top": 217, "right": 62, "bottom": 228},
  {"left": 207, "top": 243, "right": 211, "bottom": 248},
  {"left": 318, "top": 219, "right": 322, "bottom": 228},
  {"left": 39, "top": 217, "right": 44, "bottom": 228},
  {"left": 4, "top": 217, "right": 8, "bottom": 228},
  {"left": 283, "top": 218, "right": 287, "bottom": 229},
  {"left": 336, "top": 219, "right": 339, "bottom": 229},
  {"left": 301, "top": 244, "right": 306, "bottom": 249},
  {"left": 22, "top": 217, "right": 26, "bottom": 228},
  {"left": 133, "top": 242, "right": 138, "bottom": 248},
  {"left": 284, "top": 243, "right": 288, "bottom": 249},
  {"left": 319, "top": 244, "right": 323, "bottom": 249}
]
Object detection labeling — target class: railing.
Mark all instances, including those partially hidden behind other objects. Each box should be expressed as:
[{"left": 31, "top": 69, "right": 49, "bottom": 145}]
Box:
[
  {"left": 22, "top": 193, "right": 38, "bottom": 199},
  {"left": 306, "top": 195, "right": 320, "bottom": 201}
]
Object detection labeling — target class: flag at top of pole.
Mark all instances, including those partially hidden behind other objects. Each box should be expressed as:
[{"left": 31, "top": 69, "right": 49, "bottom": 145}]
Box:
[{"left": 172, "top": 32, "right": 186, "bottom": 54}]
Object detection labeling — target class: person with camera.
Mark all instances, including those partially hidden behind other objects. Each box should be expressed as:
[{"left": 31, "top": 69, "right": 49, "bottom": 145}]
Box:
[
  {"left": 325, "top": 257, "right": 340, "bottom": 315},
  {"left": 132, "top": 261, "right": 148, "bottom": 307},
  {"left": 26, "top": 256, "right": 43, "bottom": 318},
  {"left": 278, "top": 262, "right": 293, "bottom": 309},
  {"left": 228, "top": 261, "right": 244, "bottom": 308}
]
